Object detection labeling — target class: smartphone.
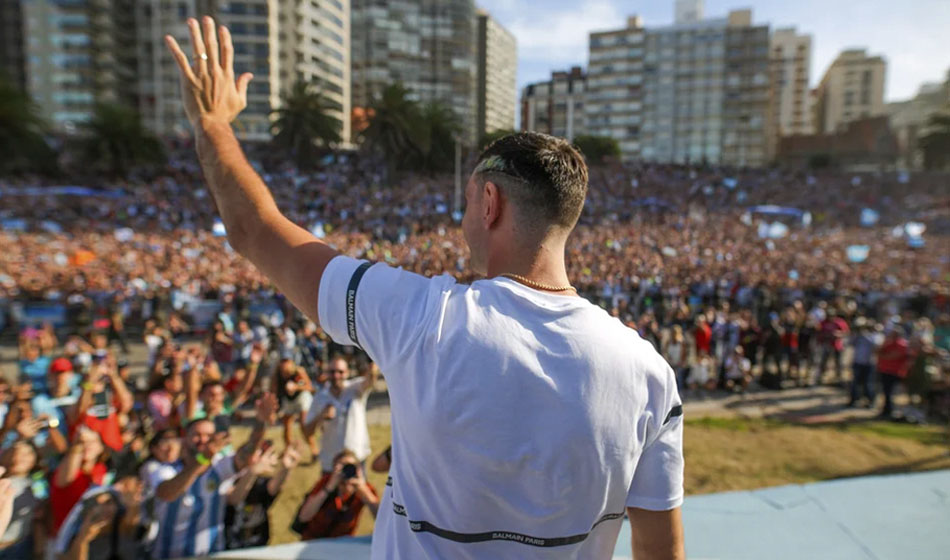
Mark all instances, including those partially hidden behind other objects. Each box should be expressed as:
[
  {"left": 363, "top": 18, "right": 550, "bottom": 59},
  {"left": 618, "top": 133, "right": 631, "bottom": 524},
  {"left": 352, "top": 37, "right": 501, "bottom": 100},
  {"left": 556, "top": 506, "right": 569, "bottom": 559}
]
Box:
[
  {"left": 213, "top": 415, "right": 232, "bottom": 433},
  {"left": 342, "top": 463, "right": 358, "bottom": 480},
  {"left": 93, "top": 391, "right": 109, "bottom": 408}
]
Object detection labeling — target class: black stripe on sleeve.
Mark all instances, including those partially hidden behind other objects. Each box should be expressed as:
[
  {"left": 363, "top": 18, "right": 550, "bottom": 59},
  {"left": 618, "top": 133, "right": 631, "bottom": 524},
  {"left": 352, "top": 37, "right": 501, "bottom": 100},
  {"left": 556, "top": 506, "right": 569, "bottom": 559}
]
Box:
[
  {"left": 345, "top": 262, "right": 372, "bottom": 348},
  {"left": 664, "top": 404, "right": 683, "bottom": 425}
]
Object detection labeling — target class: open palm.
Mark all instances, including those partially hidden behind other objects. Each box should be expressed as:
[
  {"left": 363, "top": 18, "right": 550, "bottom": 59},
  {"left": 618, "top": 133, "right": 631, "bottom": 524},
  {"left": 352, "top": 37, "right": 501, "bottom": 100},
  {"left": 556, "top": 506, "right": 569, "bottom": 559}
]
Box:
[{"left": 164, "top": 17, "right": 253, "bottom": 127}]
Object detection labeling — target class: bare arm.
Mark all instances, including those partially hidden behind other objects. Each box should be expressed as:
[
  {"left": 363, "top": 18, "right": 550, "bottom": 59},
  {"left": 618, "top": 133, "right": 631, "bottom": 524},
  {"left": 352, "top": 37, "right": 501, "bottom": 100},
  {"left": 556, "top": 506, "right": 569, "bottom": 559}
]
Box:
[
  {"left": 155, "top": 462, "right": 206, "bottom": 503},
  {"left": 231, "top": 360, "right": 259, "bottom": 409},
  {"left": 107, "top": 368, "right": 134, "bottom": 415},
  {"left": 227, "top": 468, "right": 258, "bottom": 507},
  {"left": 360, "top": 363, "right": 379, "bottom": 396},
  {"left": 628, "top": 507, "right": 685, "bottom": 560},
  {"left": 165, "top": 18, "right": 339, "bottom": 324},
  {"left": 53, "top": 443, "right": 83, "bottom": 489}
]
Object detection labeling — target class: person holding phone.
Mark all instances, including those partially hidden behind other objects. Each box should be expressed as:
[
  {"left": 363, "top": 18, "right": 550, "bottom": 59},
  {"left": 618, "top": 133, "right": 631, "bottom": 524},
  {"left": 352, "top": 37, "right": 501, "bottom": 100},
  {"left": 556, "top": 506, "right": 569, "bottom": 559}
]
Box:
[
  {"left": 293, "top": 449, "right": 378, "bottom": 540},
  {"left": 49, "top": 428, "right": 107, "bottom": 535},
  {"left": 70, "top": 355, "right": 133, "bottom": 452}
]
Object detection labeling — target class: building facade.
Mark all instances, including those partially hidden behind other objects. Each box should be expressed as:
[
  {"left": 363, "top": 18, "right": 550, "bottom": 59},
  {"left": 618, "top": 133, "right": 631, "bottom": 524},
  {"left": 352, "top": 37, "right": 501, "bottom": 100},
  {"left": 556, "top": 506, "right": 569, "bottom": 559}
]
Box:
[
  {"left": 274, "top": 0, "right": 351, "bottom": 144},
  {"left": 0, "top": 0, "right": 26, "bottom": 91},
  {"left": 586, "top": 16, "right": 645, "bottom": 160},
  {"left": 476, "top": 9, "right": 516, "bottom": 139},
  {"left": 520, "top": 66, "right": 586, "bottom": 141},
  {"left": 770, "top": 28, "right": 813, "bottom": 140},
  {"left": 136, "top": 0, "right": 350, "bottom": 142},
  {"left": 640, "top": 9, "right": 771, "bottom": 167},
  {"left": 351, "top": 0, "right": 478, "bottom": 142},
  {"left": 813, "top": 48, "right": 886, "bottom": 134},
  {"left": 20, "top": 0, "right": 138, "bottom": 132},
  {"left": 887, "top": 70, "right": 950, "bottom": 169}
]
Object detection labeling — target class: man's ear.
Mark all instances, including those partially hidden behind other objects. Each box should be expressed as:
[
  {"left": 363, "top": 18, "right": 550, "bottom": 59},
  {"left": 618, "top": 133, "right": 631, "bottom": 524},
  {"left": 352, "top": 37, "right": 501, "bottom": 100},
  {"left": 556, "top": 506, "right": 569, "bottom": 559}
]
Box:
[{"left": 482, "top": 180, "right": 502, "bottom": 229}]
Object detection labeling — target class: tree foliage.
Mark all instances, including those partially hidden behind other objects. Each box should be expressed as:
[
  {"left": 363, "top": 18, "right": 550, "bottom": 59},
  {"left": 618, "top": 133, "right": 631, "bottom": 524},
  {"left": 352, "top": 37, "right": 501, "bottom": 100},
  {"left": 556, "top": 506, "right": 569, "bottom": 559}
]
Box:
[
  {"left": 79, "top": 103, "right": 165, "bottom": 177},
  {"left": 479, "top": 128, "right": 516, "bottom": 151},
  {"left": 919, "top": 110, "right": 950, "bottom": 170},
  {"left": 0, "top": 77, "right": 57, "bottom": 175},
  {"left": 573, "top": 135, "right": 621, "bottom": 165},
  {"left": 271, "top": 81, "right": 342, "bottom": 170},
  {"left": 360, "top": 83, "right": 463, "bottom": 175}
]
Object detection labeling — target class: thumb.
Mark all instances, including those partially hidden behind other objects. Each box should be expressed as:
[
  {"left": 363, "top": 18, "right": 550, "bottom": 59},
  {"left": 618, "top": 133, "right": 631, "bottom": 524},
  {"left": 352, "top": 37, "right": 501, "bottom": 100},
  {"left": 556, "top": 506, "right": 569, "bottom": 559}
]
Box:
[{"left": 236, "top": 73, "right": 253, "bottom": 102}]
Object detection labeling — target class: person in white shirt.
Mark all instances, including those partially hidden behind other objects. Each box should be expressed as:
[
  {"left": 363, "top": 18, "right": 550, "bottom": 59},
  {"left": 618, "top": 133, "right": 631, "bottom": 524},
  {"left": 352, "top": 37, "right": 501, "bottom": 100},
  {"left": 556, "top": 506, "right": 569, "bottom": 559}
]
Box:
[
  {"left": 303, "top": 358, "right": 377, "bottom": 474},
  {"left": 165, "top": 19, "right": 685, "bottom": 559}
]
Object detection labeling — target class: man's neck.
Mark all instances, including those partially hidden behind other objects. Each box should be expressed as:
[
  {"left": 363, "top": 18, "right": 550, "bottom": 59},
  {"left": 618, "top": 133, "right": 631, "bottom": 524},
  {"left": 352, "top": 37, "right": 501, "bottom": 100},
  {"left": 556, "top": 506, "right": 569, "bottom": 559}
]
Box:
[{"left": 485, "top": 238, "right": 572, "bottom": 290}]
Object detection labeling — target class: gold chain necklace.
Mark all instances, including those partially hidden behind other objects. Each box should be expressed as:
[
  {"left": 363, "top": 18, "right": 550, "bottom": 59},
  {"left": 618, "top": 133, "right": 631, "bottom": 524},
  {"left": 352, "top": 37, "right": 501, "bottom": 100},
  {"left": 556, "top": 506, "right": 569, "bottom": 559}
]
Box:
[{"left": 498, "top": 273, "right": 577, "bottom": 293}]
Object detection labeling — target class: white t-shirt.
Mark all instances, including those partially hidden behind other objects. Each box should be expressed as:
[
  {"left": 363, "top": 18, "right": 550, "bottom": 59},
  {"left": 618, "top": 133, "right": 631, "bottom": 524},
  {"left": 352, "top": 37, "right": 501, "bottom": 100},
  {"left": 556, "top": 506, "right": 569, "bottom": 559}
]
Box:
[
  {"left": 149, "top": 455, "right": 237, "bottom": 559},
  {"left": 306, "top": 377, "right": 371, "bottom": 472},
  {"left": 318, "top": 256, "right": 684, "bottom": 560}
]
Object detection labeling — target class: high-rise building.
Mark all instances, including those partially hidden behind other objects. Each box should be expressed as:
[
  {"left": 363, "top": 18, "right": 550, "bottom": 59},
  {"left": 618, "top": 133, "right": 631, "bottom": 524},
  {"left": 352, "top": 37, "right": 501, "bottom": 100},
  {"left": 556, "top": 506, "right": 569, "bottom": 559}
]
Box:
[
  {"left": 813, "top": 49, "right": 886, "bottom": 134},
  {"left": 136, "top": 0, "right": 350, "bottom": 142},
  {"left": 770, "top": 28, "right": 813, "bottom": 139},
  {"left": 0, "top": 0, "right": 26, "bottom": 91},
  {"left": 351, "top": 0, "right": 478, "bottom": 141},
  {"left": 273, "top": 0, "right": 351, "bottom": 145},
  {"left": 521, "top": 66, "right": 587, "bottom": 141},
  {"left": 887, "top": 70, "right": 950, "bottom": 169},
  {"left": 586, "top": 16, "right": 645, "bottom": 160},
  {"left": 20, "top": 0, "right": 138, "bottom": 132},
  {"left": 476, "top": 10, "right": 517, "bottom": 139},
  {"left": 675, "top": 0, "right": 703, "bottom": 24},
  {"left": 639, "top": 9, "right": 771, "bottom": 166}
]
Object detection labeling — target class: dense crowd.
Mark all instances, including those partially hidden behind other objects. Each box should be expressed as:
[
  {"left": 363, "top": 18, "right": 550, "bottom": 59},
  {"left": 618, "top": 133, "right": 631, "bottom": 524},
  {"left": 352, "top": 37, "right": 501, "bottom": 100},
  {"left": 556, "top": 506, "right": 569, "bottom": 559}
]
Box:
[
  {"left": 1, "top": 150, "right": 949, "bottom": 556},
  {"left": 0, "top": 310, "right": 393, "bottom": 558}
]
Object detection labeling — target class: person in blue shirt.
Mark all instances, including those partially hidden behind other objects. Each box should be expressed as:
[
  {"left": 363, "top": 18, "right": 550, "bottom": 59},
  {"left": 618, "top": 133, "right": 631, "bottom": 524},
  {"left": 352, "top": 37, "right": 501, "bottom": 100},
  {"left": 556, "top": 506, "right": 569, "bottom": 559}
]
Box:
[
  {"left": 18, "top": 345, "right": 51, "bottom": 396},
  {"left": 31, "top": 357, "right": 80, "bottom": 457}
]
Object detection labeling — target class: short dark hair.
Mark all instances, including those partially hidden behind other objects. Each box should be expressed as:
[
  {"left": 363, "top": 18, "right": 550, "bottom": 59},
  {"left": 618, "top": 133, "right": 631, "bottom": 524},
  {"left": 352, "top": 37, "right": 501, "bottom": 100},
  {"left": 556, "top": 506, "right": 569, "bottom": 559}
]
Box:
[{"left": 474, "top": 132, "right": 588, "bottom": 233}]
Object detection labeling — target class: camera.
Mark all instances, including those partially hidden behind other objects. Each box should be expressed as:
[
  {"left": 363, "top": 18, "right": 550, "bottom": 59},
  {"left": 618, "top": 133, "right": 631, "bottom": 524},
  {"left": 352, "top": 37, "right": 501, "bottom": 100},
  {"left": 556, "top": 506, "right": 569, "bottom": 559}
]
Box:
[{"left": 341, "top": 463, "right": 358, "bottom": 480}]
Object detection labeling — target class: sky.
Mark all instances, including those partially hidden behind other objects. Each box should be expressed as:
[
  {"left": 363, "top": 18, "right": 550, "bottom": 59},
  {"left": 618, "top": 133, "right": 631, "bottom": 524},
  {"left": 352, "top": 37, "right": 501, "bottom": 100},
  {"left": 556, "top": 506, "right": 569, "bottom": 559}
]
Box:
[{"left": 477, "top": 0, "right": 950, "bottom": 103}]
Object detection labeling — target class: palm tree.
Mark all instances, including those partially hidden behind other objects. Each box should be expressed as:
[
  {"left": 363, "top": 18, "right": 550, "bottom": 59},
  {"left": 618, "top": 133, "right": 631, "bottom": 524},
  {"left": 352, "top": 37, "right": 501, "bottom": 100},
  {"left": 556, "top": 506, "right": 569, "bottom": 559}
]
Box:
[
  {"left": 412, "top": 101, "right": 461, "bottom": 174},
  {"left": 479, "top": 128, "right": 516, "bottom": 151},
  {"left": 361, "top": 83, "right": 421, "bottom": 174},
  {"left": 919, "top": 110, "right": 950, "bottom": 170},
  {"left": 80, "top": 103, "right": 164, "bottom": 177},
  {"left": 271, "top": 81, "right": 342, "bottom": 169},
  {"left": 0, "top": 77, "right": 57, "bottom": 175}
]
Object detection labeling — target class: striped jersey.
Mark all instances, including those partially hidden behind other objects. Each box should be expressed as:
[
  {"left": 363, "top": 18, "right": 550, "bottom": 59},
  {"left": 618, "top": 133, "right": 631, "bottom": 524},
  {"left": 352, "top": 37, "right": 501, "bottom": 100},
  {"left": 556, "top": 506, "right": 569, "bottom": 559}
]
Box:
[{"left": 149, "top": 454, "right": 238, "bottom": 559}]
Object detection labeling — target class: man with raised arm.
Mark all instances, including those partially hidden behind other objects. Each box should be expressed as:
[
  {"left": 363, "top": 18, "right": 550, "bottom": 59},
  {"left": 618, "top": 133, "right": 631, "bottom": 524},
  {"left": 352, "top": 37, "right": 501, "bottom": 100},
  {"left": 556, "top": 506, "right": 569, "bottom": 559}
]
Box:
[{"left": 166, "top": 17, "right": 685, "bottom": 559}]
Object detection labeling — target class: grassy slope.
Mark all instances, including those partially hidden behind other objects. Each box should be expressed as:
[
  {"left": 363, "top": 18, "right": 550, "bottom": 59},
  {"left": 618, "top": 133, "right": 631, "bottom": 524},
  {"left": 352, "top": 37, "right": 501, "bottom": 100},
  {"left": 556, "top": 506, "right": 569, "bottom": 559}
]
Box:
[{"left": 231, "top": 418, "right": 950, "bottom": 545}]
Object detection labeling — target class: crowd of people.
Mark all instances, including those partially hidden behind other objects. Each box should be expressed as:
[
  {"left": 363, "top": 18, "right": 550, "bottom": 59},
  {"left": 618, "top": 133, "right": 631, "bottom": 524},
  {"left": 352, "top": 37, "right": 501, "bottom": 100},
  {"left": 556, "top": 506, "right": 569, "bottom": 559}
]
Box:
[
  {"left": 1, "top": 148, "right": 949, "bottom": 556},
  {"left": 0, "top": 306, "right": 396, "bottom": 558}
]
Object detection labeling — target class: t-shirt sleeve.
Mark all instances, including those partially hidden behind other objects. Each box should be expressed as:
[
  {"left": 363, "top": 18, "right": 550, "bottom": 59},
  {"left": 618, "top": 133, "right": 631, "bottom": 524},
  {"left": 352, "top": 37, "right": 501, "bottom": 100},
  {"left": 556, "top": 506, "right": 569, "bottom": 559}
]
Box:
[
  {"left": 317, "top": 255, "right": 455, "bottom": 371},
  {"left": 627, "top": 358, "right": 685, "bottom": 511},
  {"left": 150, "top": 464, "right": 180, "bottom": 499},
  {"left": 213, "top": 452, "right": 238, "bottom": 481}
]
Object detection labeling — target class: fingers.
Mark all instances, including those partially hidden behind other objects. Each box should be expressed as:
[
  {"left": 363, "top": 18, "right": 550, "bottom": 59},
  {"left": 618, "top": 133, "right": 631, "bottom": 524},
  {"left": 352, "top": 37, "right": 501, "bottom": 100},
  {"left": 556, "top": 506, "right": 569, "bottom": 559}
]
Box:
[
  {"left": 187, "top": 18, "right": 207, "bottom": 76},
  {"left": 202, "top": 16, "right": 220, "bottom": 71},
  {"left": 237, "top": 73, "right": 253, "bottom": 105},
  {"left": 219, "top": 25, "right": 234, "bottom": 77}
]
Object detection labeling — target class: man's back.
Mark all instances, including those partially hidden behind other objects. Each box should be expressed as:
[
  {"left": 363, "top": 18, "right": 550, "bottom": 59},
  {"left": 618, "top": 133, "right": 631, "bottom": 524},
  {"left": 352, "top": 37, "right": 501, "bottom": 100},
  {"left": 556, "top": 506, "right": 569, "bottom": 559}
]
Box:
[{"left": 319, "top": 257, "right": 684, "bottom": 559}]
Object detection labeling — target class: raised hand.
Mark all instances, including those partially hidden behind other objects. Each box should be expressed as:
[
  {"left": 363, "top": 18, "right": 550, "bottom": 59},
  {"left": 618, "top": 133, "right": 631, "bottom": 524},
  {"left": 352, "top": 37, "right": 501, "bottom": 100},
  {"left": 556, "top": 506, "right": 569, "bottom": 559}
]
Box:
[
  {"left": 164, "top": 17, "right": 253, "bottom": 127},
  {"left": 255, "top": 392, "right": 278, "bottom": 425},
  {"left": 281, "top": 443, "right": 302, "bottom": 470}
]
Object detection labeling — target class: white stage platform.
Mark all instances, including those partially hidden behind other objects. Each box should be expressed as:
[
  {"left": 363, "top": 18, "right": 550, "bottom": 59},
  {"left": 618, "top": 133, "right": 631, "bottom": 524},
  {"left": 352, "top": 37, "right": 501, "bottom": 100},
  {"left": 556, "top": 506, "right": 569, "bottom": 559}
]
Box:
[{"left": 213, "top": 469, "right": 950, "bottom": 560}]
